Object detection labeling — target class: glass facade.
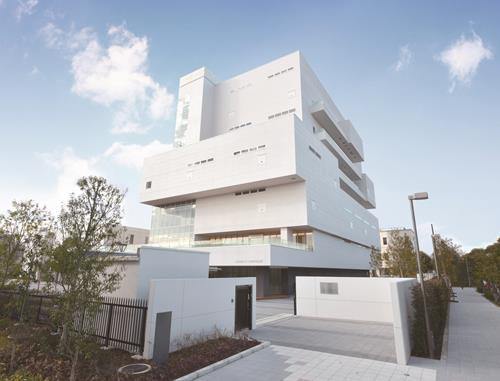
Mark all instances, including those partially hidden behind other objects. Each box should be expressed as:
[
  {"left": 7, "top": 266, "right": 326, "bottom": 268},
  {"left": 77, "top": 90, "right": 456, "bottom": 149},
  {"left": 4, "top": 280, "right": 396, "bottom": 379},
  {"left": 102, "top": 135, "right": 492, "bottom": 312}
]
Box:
[
  {"left": 194, "top": 231, "right": 313, "bottom": 251},
  {"left": 150, "top": 200, "right": 196, "bottom": 247}
]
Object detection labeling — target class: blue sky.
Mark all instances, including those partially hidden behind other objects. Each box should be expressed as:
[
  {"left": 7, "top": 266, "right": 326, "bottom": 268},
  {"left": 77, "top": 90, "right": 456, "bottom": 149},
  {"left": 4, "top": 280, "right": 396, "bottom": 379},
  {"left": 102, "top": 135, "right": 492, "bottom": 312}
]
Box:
[{"left": 1, "top": 0, "right": 499, "bottom": 253}]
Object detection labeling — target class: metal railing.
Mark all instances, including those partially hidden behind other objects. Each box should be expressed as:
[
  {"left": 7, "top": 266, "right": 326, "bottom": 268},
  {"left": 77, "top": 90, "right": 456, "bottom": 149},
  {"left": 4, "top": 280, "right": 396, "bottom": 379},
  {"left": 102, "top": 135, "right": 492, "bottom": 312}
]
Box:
[
  {"left": 0, "top": 291, "right": 148, "bottom": 353},
  {"left": 117, "top": 237, "right": 312, "bottom": 253}
]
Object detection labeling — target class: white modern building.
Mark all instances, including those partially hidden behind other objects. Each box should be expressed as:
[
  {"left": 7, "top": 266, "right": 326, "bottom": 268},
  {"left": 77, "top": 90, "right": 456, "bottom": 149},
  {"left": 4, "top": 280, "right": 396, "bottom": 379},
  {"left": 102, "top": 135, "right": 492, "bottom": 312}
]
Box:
[
  {"left": 379, "top": 228, "right": 416, "bottom": 254},
  {"left": 140, "top": 51, "right": 379, "bottom": 297},
  {"left": 119, "top": 225, "right": 150, "bottom": 245}
]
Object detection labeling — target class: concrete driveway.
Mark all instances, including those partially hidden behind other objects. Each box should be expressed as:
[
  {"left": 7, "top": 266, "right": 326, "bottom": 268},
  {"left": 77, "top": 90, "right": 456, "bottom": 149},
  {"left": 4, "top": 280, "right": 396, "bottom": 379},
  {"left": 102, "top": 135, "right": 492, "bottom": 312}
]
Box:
[
  {"left": 256, "top": 298, "right": 294, "bottom": 321},
  {"left": 254, "top": 298, "right": 397, "bottom": 363}
]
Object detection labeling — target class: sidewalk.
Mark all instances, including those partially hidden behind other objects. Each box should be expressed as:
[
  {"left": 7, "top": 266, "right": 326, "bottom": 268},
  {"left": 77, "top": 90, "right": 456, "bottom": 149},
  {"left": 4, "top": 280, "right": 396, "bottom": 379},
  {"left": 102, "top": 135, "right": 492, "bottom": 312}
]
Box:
[
  {"left": 437, "top": 287, "right": 500, "bottom": 380},
  {"left": 198, "top": 345, "right": 436, "bottom": 381}
]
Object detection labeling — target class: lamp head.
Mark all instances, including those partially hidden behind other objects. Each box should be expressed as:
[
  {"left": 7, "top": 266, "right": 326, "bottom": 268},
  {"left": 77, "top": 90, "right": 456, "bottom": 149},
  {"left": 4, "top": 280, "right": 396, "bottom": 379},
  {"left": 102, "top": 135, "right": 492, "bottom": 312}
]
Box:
[{"left": 409, "top": 192, "right": 429, "bottom": 201}]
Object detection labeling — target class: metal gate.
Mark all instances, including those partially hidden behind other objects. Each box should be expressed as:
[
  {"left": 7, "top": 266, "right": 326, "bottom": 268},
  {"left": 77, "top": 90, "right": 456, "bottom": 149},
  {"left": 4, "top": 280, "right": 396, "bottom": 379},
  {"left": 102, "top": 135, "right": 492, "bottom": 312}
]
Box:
[{"left": 235, "top": 285, "right": 252, "bottom": 331}]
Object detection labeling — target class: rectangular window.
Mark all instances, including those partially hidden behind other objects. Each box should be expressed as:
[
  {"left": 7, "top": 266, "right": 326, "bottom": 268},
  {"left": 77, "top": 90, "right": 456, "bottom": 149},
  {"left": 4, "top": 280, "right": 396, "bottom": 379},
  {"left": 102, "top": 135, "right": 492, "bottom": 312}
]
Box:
[
  {"left": 320, "top": 282, "right": 338, "bottom": 295},
  {"left": 383, "top": 237, "right": 388, "bottom": 245},
  {"left": 145, "top": 181, "right": 152, "bottom": 189},
  {"left": 308, "top": 146, "right": 321, "bottom": 159},
  {"left": 129, "top": 234, "right": 134, "bottom": 244}
]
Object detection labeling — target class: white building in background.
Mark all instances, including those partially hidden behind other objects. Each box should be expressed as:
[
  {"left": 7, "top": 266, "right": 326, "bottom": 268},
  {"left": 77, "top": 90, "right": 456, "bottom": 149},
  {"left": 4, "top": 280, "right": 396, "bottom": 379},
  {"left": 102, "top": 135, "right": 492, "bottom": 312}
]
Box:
[
  {"left": 379, "top": 228, "right": 416, "bottom": 254},
  {"left": 140, "top": 51, "right": 379, "bottom": 297},
  {"left": 118, "top": 226, "right": 150, "bottom": 245}
]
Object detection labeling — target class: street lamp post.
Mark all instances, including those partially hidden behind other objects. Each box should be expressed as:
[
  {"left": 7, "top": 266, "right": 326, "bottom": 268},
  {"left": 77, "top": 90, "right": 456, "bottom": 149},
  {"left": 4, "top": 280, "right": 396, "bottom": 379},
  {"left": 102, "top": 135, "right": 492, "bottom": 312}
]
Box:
[
  {"left": 431, "top": 224, "right": 440, "bottom": 277},
  {"left": 409, "top": 192, "right": 434, "bottom": 358}
]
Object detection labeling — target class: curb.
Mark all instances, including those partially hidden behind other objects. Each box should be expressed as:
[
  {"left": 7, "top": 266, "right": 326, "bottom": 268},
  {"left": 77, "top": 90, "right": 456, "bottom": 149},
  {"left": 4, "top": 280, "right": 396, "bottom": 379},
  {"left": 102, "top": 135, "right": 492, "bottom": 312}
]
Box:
[
  {"left": 440, "top": 294, "right": 452, "bottom": 360},
  {"left": 175, "top": 341, "right": 270, "bottom": 381}
]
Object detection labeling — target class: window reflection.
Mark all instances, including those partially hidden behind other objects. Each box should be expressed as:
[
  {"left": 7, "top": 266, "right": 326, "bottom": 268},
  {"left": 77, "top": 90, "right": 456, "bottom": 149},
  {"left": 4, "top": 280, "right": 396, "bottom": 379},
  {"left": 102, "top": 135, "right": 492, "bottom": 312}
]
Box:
[{"left": 150, "top": 200, "right": 196, "bottom": 246}]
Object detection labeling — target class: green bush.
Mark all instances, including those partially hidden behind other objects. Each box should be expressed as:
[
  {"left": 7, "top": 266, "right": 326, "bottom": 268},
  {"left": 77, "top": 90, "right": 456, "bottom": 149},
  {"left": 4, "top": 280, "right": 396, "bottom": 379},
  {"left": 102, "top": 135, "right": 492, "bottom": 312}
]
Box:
[{"left": 411, "top": 278, "right": 449, "bottom": 358}]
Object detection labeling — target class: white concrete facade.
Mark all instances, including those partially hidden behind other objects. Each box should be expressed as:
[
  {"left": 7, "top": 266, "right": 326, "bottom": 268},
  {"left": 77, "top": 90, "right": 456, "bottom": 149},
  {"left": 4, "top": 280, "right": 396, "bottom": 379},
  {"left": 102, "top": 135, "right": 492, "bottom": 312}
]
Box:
[
  {"left": 295, "top": 276, "right": 417, "bottom": 365},
  {"left": 140, "top": 52, "right": 380, "bottom": 294},
  {"left": 111, "top": 246, "right": 209, "bottom": 299},
  {"left": 380, "top": 228, "right": 416, "bottom": 254},
  {"left": 143, "top": 277, "right": 256, "bottom": 358},
  {"left": 119, "top": 226, "right": 150, "bottom": 245}
]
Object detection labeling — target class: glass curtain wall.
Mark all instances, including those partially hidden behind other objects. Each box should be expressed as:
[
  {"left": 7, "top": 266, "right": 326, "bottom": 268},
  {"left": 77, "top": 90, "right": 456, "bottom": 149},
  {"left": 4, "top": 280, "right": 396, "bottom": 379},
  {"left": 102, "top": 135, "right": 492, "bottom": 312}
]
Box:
[{"left": 150, "top": 200, "right": 196, "bottom": 247}]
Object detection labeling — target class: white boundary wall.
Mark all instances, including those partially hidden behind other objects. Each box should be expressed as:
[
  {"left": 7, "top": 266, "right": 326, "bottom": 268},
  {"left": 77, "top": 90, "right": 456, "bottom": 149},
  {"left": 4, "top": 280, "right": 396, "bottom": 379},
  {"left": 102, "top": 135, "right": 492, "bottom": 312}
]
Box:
[
  {"left": 296, "top": 277, "right": 416, "bottom": 364},
  {"left": 143, "top": 277, "right": 256, "bottom": 359},
  {"left": 111, "top": 247, "right": 209, "bottom": 298}
]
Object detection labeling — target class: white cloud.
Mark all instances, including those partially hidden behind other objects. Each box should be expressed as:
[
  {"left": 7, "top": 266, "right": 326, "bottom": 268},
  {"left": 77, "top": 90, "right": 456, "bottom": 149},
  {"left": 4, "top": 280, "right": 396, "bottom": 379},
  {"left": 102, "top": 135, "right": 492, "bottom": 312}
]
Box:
[
  {"left": 38, "top": 147, "right": 101, "bottom": 211},
  {"left": 104, "top": 140, "right": 172, "bottom": 169},
  {"left": 29, "top": 66, "right": 39, "bottom": 75},
  {"left": 35, "top": 140, "right": 167, "bottom": 226},
  {"left": 392, "top": 45, "right": 413, "bottom": 72},
  {"left": 39, "top": 22, "right": 66, "bottom": 49},
  {"left": 15, "top": 0, "right": 38, "bottom": 20},
  {"left": 40, "top": 23, "right": 174, "bottom": 134},
  {"left": 437, "top": 31, "right": 493, "bottom": 92}
]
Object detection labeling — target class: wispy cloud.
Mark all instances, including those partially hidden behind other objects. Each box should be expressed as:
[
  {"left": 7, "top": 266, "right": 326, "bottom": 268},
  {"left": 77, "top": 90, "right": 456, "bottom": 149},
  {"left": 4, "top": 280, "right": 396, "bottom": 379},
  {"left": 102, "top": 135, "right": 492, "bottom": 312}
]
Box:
[
  {"left": 436, "top": 31, "right": 493, "bottom": 92},
  {"left": 39, "top": 23, "right": 175, "bottom": 134},
  {"left": 37, "top": 139, "right": 170, "bottom": 212},
  {"left": 104, "top": 140, "right": 172, "bottom": 169},
  {"left": 38, "top": 147, "right": 101, "bottom": 210},
  {"left": 29, "top": 66, "right": 39, "bottom": 76},
  {"left": 15, "top": 0, "right": 39, "bottom": 21},
  {"left": 392, "top": 45, "right": 413, "bottom": 72}
]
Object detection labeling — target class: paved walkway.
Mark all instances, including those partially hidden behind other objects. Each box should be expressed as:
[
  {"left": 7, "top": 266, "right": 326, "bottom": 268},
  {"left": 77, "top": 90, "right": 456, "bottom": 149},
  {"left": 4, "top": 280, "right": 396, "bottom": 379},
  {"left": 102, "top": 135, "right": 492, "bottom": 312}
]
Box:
[
  {"left": 251, "top": 315, "right": 397, "bottom": 363},
  {"left": 198, "top": 345, "right": 436, "bottom": 381},
  {"left": 256, "top": 298, "right": 294, "bottom": 321},
  {"left": 200, "top": 289, "right": 499, "bottom": 380},
  {"left": 436, "top": 287, "right": 499, "bottom": 380}
]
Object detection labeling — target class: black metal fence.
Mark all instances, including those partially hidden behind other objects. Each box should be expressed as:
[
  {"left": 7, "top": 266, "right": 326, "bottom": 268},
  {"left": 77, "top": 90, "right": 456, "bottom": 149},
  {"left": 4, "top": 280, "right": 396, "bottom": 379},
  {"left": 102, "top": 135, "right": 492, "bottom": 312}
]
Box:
[{"left": 0, "top": 291, "right": 148, "bottom": 353}]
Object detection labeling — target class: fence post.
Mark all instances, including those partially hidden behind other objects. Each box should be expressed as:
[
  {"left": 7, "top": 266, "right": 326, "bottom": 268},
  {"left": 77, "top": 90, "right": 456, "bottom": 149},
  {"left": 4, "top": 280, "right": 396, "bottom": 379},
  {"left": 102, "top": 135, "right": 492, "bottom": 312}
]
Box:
[
  {"left": 105, "top": 304, "right": 114, "bottom": 347},
  {"left": 139, "top": 305, "right": 147, "bottom": 352},
  {"left": 79, "top": 308, "right": 85, "bottom": 333},
  {"left": 36, "top": 296, "right": 43, "bottom": 322}
]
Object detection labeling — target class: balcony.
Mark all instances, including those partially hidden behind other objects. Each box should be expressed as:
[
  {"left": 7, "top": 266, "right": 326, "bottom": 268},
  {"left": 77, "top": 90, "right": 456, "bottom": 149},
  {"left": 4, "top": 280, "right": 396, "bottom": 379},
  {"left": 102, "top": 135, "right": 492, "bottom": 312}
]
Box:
[
  {"left": 339, "top": 173, "right": 376, "bottom": 209},
  {"left": 355, "top": 174, "right": 376, "bottom": 209},
  {"left": 116, "top": 236, "right": 312, "bottom": 254},
  {"left": 316, "top": 129, "right": 362, "bottom": 182},
  {"left": 310, "top": 101, "right": 364, "bottom": 163}
]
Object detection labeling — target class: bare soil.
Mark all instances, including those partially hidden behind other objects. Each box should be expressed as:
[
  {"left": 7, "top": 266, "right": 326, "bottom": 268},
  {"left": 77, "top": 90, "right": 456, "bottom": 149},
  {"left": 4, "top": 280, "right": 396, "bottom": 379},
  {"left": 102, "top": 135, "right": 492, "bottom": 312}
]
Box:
[{"left": 0, "top": 317, "right": 259, "bottom": 380}]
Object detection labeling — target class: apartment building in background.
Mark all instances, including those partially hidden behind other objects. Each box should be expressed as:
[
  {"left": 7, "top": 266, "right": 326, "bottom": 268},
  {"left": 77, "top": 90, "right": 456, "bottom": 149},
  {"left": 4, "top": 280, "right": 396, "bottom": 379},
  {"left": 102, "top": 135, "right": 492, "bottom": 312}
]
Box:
[
  {"left": 120, "top": 226, "right": 150, "bottom": 245},
  {"left": 140, "top": 51, "right": 379, "bottom": 297},
  {"left": 379, "top": 228, "right": 416, "bottom": 254}
]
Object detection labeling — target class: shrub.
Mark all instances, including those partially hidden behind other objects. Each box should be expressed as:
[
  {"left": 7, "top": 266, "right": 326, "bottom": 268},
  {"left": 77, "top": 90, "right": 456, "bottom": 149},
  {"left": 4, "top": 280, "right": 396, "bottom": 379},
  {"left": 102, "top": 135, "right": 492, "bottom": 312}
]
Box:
[{"left": 410, "top": 278, "right": 449, "bottom": 358}]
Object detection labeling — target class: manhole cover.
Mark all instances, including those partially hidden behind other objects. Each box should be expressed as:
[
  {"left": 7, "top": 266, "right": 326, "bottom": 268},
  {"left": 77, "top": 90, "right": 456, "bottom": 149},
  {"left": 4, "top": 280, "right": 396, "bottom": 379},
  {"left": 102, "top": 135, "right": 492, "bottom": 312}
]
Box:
[{"left": 117, "top": 363, "right": 152, "bottom": 375}]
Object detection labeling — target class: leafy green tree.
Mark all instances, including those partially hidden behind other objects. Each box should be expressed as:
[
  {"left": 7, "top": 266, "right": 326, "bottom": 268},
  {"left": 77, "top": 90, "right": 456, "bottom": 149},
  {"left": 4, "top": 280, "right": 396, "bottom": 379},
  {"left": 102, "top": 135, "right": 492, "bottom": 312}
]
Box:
[
  {"left": 43, "top": 176, "right": 125, "bottom": 381},
  {"left": 464, "top": 239, "right": 500, "bottom": 288},
  {"left": 0, "top": 201, "right": 54, "bottom": 321},
  {"left": 434, "top": 235, "right": 461, "bottom": 285},
  {"left": 369, "top": 246, "right": 383, "bottom": 276},
  {"left": 382, "top": 231, "right": 417, "bottom": 277},
  {"left": 420, "top": 251, "right": 434, "bottom": 273}
]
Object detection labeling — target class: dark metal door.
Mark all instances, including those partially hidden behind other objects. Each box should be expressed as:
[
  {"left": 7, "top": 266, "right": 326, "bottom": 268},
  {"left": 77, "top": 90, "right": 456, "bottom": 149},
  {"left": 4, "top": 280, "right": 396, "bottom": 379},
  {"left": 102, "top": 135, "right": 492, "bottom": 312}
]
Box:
[{"left": 235, "top": 285, "right": 252, "bottom": 331}]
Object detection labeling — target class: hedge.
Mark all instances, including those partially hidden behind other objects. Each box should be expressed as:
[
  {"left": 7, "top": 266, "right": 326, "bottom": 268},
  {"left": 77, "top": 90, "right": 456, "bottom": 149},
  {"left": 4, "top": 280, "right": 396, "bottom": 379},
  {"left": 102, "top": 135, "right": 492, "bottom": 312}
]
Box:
[{"left": 410, "top": 278, "right": 449, "bottom": 358}]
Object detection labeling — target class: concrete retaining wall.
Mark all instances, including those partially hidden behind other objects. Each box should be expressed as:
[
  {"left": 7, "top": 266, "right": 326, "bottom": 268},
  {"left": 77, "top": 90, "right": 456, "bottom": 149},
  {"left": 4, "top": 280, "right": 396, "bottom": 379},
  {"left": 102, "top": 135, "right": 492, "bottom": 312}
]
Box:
[{"left": 296, "top": 276, "right": 417, "bottom": 364}]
